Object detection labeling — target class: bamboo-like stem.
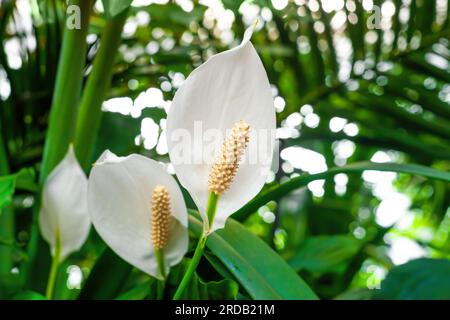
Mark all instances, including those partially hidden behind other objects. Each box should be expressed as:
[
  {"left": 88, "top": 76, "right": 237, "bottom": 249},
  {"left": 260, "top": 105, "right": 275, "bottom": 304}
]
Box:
[
  {"left": 74, "top": 10, "right": 128, "bottom": 169},
  {"left": 39, "top": 0, "right": 92, "bottom": 183}
]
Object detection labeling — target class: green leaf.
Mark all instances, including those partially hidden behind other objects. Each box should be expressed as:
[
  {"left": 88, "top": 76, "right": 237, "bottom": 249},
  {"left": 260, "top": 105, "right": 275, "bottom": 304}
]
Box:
[
  {"left": 375, "top": 258, "right": 450, "bottom": 300},
  {"left": 189, "top": 214, "right": 318, "bottom": 300},
  {"left": 102, "top": 0, "right": 132, "bottom": 18},
  {"left": 168, "top": 258, "right": 239, "bottom": 300},
  {"left": 78, "top": 247, "right": 132, "bottom": 300},
  {"left": 141, "top": 4, "right": 206, "bottom": 27},
  {"left": 0, "top": 168, "right": 36, "bottom": 212},
  {"left": 13, "top": 290, "right": 47, "bottom": 300},
  {"left": 0, "top": 175, "right": 15, "bottom": 210},
  {"left": 15, "top": 168, "right": 37, "bottom": 192},
  {"left": 0, "top": 274, "right": 24, "bottom": 299},
  {"left": 115, "top": 280, "right": 154, "bottom": 300},
  {"left": 334, "top": 288, "right": 373, "bottom": 300},
  {"left": 288, "top": 235, "right": 362, "bottom": 273},
  {"left": 94, "top": 111, "right": 142, "bottom": 161},
  {"left": 233, "top": 162, "right": 450, "bottom": 221}
]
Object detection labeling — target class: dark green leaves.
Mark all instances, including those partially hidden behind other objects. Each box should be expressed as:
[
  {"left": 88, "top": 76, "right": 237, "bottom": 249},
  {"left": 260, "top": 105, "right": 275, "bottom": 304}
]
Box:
[
  {"left": 288, "top": 235, "right": 362, "bottom": 273},
  {"left": 0, "top": 274, "right": 24, "bottom": 299},
  {"left": 169, "top": 258, "right": 238, "bottom": 300},
  {"left": 0, "top": 175, "right": 15, "bottom": 210},
  {"left": 0, "top": 168, "right": 36, "bottom": 212},
  {"left": 101, "top": 0, "right": 132, "bottom": 18},
  {"left": 115, "top": 280, "right": 154, "bottom": 300},
  {"left": 13, "top": 290, "right": 47, "bottom": 300},
  {"left": 189, "top": 214, "right": 318, "bottom": 300},
  {"left": 375, "top": 259, "right": 450, "bottom": 300},
  {"left": 78, "top": 247, "right": 132, "bottom": 300}
]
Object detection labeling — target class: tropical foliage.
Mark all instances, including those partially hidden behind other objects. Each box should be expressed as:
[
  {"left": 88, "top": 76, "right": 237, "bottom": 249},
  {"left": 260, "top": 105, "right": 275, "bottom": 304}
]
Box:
[{"left": 0, "top": 0, "right": 449, "bottom": 300}]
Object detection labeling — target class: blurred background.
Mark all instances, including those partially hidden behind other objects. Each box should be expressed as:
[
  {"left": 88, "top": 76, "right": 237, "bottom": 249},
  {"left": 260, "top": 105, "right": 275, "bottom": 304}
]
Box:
[{"left": 0, "top": 0, "right": 449, "bottom": 299}]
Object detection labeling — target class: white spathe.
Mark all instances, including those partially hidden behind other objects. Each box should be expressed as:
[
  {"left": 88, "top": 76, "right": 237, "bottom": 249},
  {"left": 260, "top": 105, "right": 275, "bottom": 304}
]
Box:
[
  {"left": 39, "top": 146, "right": 90, "bottom": 261},
  {"left": 88, "top": 151, "right": 188, "bottom": 280},
  {"left": 166, "top": 26, "right": 276, "bottom": 232}
]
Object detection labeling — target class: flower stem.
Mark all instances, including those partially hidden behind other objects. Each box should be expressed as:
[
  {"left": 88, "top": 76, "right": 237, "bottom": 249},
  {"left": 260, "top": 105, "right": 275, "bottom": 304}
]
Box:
[
  {"left": 45, "top": 229, "right": 61, "bottom": 300},
  {"left": 172, "top": 234, "right": 207, "bottom": 300},
  {"left": 154, "top": 248, "right": 166, "bottom": 299},
  {"left": 206, "top": 192, "right": 219, "bottom": 229},
  {"left": 156, "top": 280, "right": 165, "bottom": 300},
  {"left": 155, "top": 248, "right": 166, "bottom": 280},
  {"left": 172, "top": 192, "right": 219, "bottom": 299}
]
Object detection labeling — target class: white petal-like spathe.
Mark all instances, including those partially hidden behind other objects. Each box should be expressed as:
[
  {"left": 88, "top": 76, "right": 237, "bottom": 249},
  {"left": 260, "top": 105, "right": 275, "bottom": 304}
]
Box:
[
  {"left": 88, "top": 151, "right": 188, "bottom": 280},
  {"left": 39, "top": 146, "right": 90, "bottom": 261},
  {"left": 166, "top": 26, "right": 276, "bottom": 231}
]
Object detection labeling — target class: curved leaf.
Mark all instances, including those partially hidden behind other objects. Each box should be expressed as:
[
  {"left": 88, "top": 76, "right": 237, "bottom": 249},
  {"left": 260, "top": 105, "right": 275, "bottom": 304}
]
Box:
[
  {"left": 0, "top": 168, "right": 36, "bottom": 212},
  {"left": 101, "top": 0, "right": 132, "bottom": 18},
  {"left": 78, "top": 247, "right": 132, "bottom": 300},
  {"left": 288, "top": 235, "right": 362, "bottom": 273},
  {"left": 115, "top": 280, "right": 154, "bottom": 300},
  {"left": 375, "top": 259, "right": 450, "bottom": 300},
  {"left": 189, "top": 214, "right": 318, "bottom": 300},
  {"left": 233, "top": 162, "right": 450, "bottom": 220}
]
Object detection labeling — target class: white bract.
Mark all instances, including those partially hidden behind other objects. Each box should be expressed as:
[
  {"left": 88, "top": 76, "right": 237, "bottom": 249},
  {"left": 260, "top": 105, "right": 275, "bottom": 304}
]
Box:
[
  {"left": 167, "top": 26, "right": 276, "bottom": 232},
  {"left": 39, "top": 146, "right": 90, "bottom": 261},
  {"left": 88, "top": 151, "right": 188, "bottom": 280}
]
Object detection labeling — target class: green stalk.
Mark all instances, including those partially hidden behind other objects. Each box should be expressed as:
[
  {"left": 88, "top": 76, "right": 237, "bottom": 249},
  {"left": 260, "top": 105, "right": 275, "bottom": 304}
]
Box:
[
  {"left": 155, "top": 248, "right": 166, "bottom": 302},
  {"left": 0, "top": 128, "right": 13, "bottom": 274},
  {"left": 74, "top": 10, "right": 128, "bottom": 169},
  {"left": 26, "top": 0, "right": 92, "bottom": 291},
  {"left": 173, "top": 235, "right": 207, "bottom": 300},
  {"left": 206, "top": 192, "right": 219, "bottom": 229},
  {"left": 173, "top": 192, "right": 219, "bottom": 300},
  {"left": 40, "top": 0, "right": 92, "bottom": 183},
  {"left": 45, "top": 229, "right": 61, "bottom": 300},
  {"left": 156, "top": 280, "right": 165, "bottom": 300},
  {"left": 155, "top": 248, "right": 166, "bottom": 280}
]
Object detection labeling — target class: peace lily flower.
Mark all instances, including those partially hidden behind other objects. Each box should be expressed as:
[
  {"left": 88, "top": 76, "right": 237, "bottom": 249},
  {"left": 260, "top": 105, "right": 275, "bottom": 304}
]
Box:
[
  {"left": 167, "top": 25, "right": 276, "bottom": 232},
  {"left": 88, "top": 150, "right": 188, "bottom": 280},
  {"left": 39, "top": 146, "right": 90, "bottom": 299},
  {"left": 39, "top": 146, "right": 90, "bottom": 261}
]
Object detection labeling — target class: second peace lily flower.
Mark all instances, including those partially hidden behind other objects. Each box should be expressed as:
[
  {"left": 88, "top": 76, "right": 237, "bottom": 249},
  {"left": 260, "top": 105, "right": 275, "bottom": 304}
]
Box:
[
  {"left": 88, "top": 151, "right": 189, "bottom": 280},
  {"left": 167, "top": 26, "right": 276, "bottom": 232}
]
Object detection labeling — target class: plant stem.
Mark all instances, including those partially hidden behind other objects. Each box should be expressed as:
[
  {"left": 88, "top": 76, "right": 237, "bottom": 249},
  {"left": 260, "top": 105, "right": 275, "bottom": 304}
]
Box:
[
  {"left": 155, "top": 248, "right": 166, "bottom": 280},
  {"left": 154, "top": 248, "right": 166, "bottom": 299},
  {"left": 74, "top": 10, "right": 128, "bottom": 169},
  {"left": 45, "top": 230, "right": 61, "bottom": 300},
  {"left": 206, "top": 192, "right": 219, "bottom": 229},
  {"left": 156, "top": 280, "right": 165, "bottom": 300},
  {"left": 0, "top": 127, "right": 13, "bottom": 274},
  {"left": 173, "top": 192, "right": 219, "bottom": 299},
  {"left": 39, "top": 0, "right": 92, "bottom": 183},
  {"left": 172, "top": 234, "right": 207, "bottom": 300}
]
